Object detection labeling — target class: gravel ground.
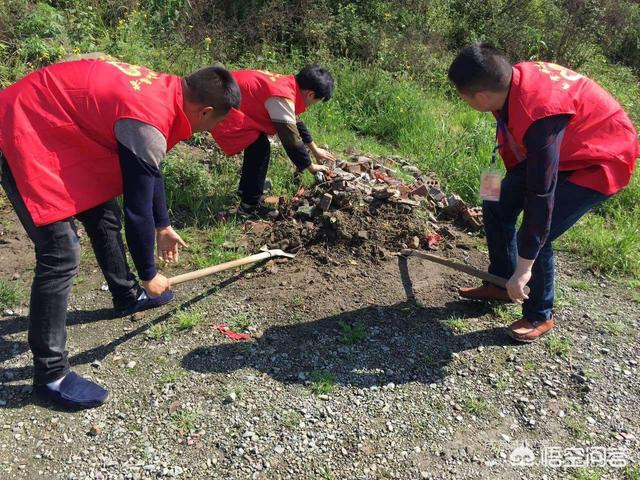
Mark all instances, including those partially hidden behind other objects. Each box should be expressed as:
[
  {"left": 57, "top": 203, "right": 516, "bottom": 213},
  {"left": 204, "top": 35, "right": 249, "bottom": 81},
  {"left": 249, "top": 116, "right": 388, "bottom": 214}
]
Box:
[{"left": 1, "top": 199, "right": 638, "bottom": 480}]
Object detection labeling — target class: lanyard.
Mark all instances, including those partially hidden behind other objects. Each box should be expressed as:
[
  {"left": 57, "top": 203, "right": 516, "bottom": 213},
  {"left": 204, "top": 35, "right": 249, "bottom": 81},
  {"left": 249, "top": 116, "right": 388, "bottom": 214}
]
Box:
[
  {"left": 491, "top": 121, "right": 506, "bottom": 168},
  {"left": 495, "top": 118, "right": 526, "bottom": 164}
]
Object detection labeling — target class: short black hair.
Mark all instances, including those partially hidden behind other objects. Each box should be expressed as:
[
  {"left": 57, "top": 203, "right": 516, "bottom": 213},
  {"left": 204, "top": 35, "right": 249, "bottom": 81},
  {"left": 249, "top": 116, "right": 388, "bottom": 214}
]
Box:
[
  {"left": 448, "top": 43, "right": 513, "bottom": 95},
  {"left": 296, "top": 64, "right": 334, "bottom": 102},
  {"left": 184, "top": 64, "right": 241, "bottom": 113}
]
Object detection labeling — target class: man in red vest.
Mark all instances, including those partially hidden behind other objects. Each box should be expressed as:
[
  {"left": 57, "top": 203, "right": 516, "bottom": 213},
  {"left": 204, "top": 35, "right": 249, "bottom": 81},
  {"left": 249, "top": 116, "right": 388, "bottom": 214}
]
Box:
[
  {"left": 448, "top": 43, "right": 639, "bottom": 342},
  {"left": 211, "top": 65, "right": 335, "bottom": 217},
  {"left": 0, "top": 58, "right": 240, "bottom": 408}
]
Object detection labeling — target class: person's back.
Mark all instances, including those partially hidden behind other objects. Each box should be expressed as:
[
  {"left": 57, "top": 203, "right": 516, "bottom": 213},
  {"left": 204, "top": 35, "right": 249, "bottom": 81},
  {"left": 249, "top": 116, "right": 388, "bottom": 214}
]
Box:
[
  {"left": 230, "top": 69, "right": 305, "bottom": 135},
  {"left": 500, "top": 61, "right": 638, "bottom": 194},
  {"left": 0, "top": 59, "right": 189, "bottom": 225}
]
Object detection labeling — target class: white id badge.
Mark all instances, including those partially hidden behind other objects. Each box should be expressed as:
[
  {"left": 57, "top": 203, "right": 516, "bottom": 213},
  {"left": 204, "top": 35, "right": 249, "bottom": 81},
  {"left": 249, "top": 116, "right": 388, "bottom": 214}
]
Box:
[{"left": 480, "top": 168, "right": 502, "bottom": 201}]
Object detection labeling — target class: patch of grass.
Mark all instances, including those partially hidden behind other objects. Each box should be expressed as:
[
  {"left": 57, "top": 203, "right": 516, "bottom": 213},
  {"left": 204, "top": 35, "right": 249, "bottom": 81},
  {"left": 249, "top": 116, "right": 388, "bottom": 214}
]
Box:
[
  {"left": 146, "top": 322, "right": 175, "bottom": 341},
  {"left": 522, "top": 360, "right": 536, "bottom": 371},
  {"left": 626, "top": 465, "right": 640, "bottom": 480},
  {"left": 281, "top": 411, "right": 303, "bottom": 430},
  {"left": 564, "top": 416, "right": 589, "bottom": 440},
  {"left": 338, "top": 320, "right": 367, "bottom": 344},
  {"left": 0, "top": 280, "right": 22, "bottom": 310},
  {"left": 183, "top": 221, "right": 245, "bottom": 269},
  {"left": 491, "top": 304, "right": 520, "bottom": 324},
  {"left": 309, "top": 370, "right": 336, "bottom": 395},
  {"left": 492, "top": 374, "right": 510, "bottom": 392},
  {"left": 545, "top": 335, "right": 573, "bottom": 358},
  {"left": 555, "top": 286, "right": 578, "bottom": 308},
  {"left": 158, "top": 370, "right": 181, "bottom": 386},
  {"left": 223, "top": 384, "right": 244, "bottom": 401},
  {"left": 569, "top": 468, "right": 605, "bottom": 480},
  {"left": 319, "top": 468, "right": 336, "bottom": 480},
  {"left": 567, "top": 279, "right": 593, "bottom": 291},
  {"left": 443, "top": 315, "right": 467, "bottom": 334},
  {"left": 227, "top": 311, "right": 254, "bottom": 333},
  {"left": 599, "top": 319, "right": 631, "bottom": 336},
  {"left": 289, "top": 295, "right": 305, "bottom": 307},
  {"left": 560, "top": 189, "right": 640, "bottom": 279},
  {"left": 461, "top": 397, "right": 491, "bottom": 416},
  {"left": 171, "top": 409, "right": 199, "bottom": 434},
  {"left": 174, "top": 308, "right": 203, "bottom": 331},
  {"left": 162, "top": 146, "right": 239, "bottom": 226}
]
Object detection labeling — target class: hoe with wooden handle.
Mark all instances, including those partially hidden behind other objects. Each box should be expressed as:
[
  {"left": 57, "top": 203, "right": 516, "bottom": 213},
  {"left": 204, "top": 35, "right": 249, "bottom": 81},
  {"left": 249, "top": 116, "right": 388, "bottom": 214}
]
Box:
[
  {"left": 169, "top": 247, "right": 296, "bottom": 286},
  {"left": 400, "top": 248, "right": 530, "bottom": 295}
]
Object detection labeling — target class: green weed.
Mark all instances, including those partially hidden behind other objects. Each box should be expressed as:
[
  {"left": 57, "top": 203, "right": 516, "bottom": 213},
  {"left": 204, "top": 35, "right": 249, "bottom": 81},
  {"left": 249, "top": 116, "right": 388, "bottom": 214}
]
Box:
[
  {"left": 174, "top": 309, "right": 203, "bottom": 331},
  {"left": 569, "top": 468, "right": 604, "bottom": 480},
  {"left": 227, "top": 311, "right": 254, "bottom": 333},
  {"left": 567, "top": 279, "right": 593, "bottom": 291},
  {"left": 0, "top": 281, "right": 22, "bottom": 310},
  {"left": 281, "top": 411, "right": 303, "bottom": 430},
  {"left": 626, "top": 465, "right": 640, "bottom": 480},
  {"left": 158, "top": 370, "right": 181, "bottom": 385},
  {"left": 338, "top": 320, "right": 367, "bottom": 344},
  {"left": 443, "top": 315, "right": 467, "bottom": 334},
  {"left": 171, "top": 409, "right": 199, "bottom": 434},
  {"left": 461, "top": 397, "right": 491, "bottom": 416},
  {"left": 545, "top": 335, "right": 573, "bottom": 358},
  {"left": 310, "top": 370, "right": 336, "bottom": 395},
  {"left": 564, "top": 416, "right": 589, "bottom": 440},
  {"left": 147, "top": 322, "right": 175, "bottom": 341}
]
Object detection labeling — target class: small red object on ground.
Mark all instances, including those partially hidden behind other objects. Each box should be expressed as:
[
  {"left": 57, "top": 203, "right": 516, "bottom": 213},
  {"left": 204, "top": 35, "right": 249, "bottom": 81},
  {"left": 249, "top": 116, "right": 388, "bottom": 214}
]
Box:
[{"left": 215, "top": 324, "right": 251, "bottom": 341}]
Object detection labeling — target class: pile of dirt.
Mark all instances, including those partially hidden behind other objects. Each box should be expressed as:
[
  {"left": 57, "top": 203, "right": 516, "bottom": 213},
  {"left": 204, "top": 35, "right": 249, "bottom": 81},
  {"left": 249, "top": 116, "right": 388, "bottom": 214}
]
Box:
[{"left": 242, "top": 153, "right": 483, "bottom": 262}]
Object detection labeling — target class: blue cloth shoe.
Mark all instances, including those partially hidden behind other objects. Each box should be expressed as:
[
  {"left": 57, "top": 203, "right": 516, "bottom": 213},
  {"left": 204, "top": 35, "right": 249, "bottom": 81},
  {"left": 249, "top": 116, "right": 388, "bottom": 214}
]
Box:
[
  {"left": 115, "top": 289, "right": 174, "bottom": 317},
  {"left": 34, "top": 372, "right": 109, "bottom": 409}
]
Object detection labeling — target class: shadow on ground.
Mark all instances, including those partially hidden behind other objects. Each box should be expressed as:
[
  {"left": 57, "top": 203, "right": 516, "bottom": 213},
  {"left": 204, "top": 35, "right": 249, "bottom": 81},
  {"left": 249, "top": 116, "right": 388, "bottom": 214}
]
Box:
[
  {"left": 0, "top": 268, "right": 250, "bottom": 409},
  {"left": 181, "top": 256, "right": 517, "bottom": 389}
]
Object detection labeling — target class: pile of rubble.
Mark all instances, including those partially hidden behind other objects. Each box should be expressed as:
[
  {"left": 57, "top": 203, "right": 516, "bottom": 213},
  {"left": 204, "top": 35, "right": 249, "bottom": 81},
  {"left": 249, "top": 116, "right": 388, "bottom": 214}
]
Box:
[{"left": 244, "top": 153, "right": 483, "bottom": 260}]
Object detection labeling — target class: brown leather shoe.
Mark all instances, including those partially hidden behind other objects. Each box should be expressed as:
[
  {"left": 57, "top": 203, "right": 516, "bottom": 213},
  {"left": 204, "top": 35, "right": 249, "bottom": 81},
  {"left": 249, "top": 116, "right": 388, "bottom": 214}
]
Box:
[
  {"left": 459, "top": 283, "right": 512, "bottom": 302},
  {"left": 509, "top": 317, "right": 554, "bottom": 343}
]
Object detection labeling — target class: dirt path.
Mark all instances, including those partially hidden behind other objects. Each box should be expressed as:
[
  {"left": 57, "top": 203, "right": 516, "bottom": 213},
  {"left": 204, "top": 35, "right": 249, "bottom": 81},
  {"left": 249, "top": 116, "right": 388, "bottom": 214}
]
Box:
[{"left": 1, "top": 194, "right": 638, "bottom": 480}]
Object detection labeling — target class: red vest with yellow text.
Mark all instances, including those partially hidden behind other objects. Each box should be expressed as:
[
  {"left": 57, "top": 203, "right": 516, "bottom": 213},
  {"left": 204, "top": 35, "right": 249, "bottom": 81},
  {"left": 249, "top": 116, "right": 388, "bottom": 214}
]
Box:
[
  {"left": 0, "top": 59, "right": 192, "bottom": 225},
  {"left": 211, "top": 70, "right": 307, "bottom": 155},
  {"left": 496, "top": 62, "right": 639, "bottom": 195}
]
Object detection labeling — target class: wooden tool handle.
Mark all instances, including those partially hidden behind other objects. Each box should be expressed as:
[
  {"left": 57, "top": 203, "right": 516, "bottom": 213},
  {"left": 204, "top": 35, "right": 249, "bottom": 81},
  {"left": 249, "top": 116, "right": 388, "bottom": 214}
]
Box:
[
  {"left": 168, "top": 251, "right": 273, "bottom": 286},
  {"left": 401, "top": 249, "right": 530, "bottom": 295}
]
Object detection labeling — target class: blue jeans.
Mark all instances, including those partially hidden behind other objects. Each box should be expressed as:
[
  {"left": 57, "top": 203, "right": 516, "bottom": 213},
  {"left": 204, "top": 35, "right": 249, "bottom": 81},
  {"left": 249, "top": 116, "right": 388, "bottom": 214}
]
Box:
[{"left": 483, "top": 165, "right": 610, "bottom": 322}]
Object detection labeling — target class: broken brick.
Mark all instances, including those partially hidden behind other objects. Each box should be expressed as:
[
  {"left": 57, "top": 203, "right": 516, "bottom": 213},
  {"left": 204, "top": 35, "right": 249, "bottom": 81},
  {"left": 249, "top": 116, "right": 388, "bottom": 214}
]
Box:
[
  {"left": 410, "top": 183, "right": 429, "bottom": 198},
  {"left": 263, "top": 195, "right": 281, "bottom": 206},
  {"left": 244, "top": 221, "right": 271, "bottom": 234},
  {"left": 443, "top": 194, "right": 466, "bottom": 217},
  {"left": 462, "top": 207, "right": 484, "bottom": 231},
  {"left": 426, "top": 233, "right": 444, "bottom": 249}
]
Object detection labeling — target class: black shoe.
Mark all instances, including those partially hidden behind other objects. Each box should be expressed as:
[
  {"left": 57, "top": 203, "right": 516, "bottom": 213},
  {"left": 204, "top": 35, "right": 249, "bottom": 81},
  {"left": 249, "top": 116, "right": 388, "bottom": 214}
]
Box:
[
  {"left": 114, "top": 289, "right": 174, "bottom": 317},
  {"left": 34, "top": 372, "right": 109, "bottom": 410},
  {"left": 237, "top": 202, "right": 279, "bottom": 220}
]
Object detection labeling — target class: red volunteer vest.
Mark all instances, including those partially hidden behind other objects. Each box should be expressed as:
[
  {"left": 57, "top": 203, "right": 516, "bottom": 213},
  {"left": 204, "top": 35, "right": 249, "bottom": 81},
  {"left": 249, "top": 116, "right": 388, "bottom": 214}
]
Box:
[
  {"left": 495, "top": 62, "right": 639, "bottom": 195},
  {"left": 0, "top": 59, "right": 192, "bottom": 225},
  {"left": 211, "top": 70, "right": 307, "bottom": 155}
]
